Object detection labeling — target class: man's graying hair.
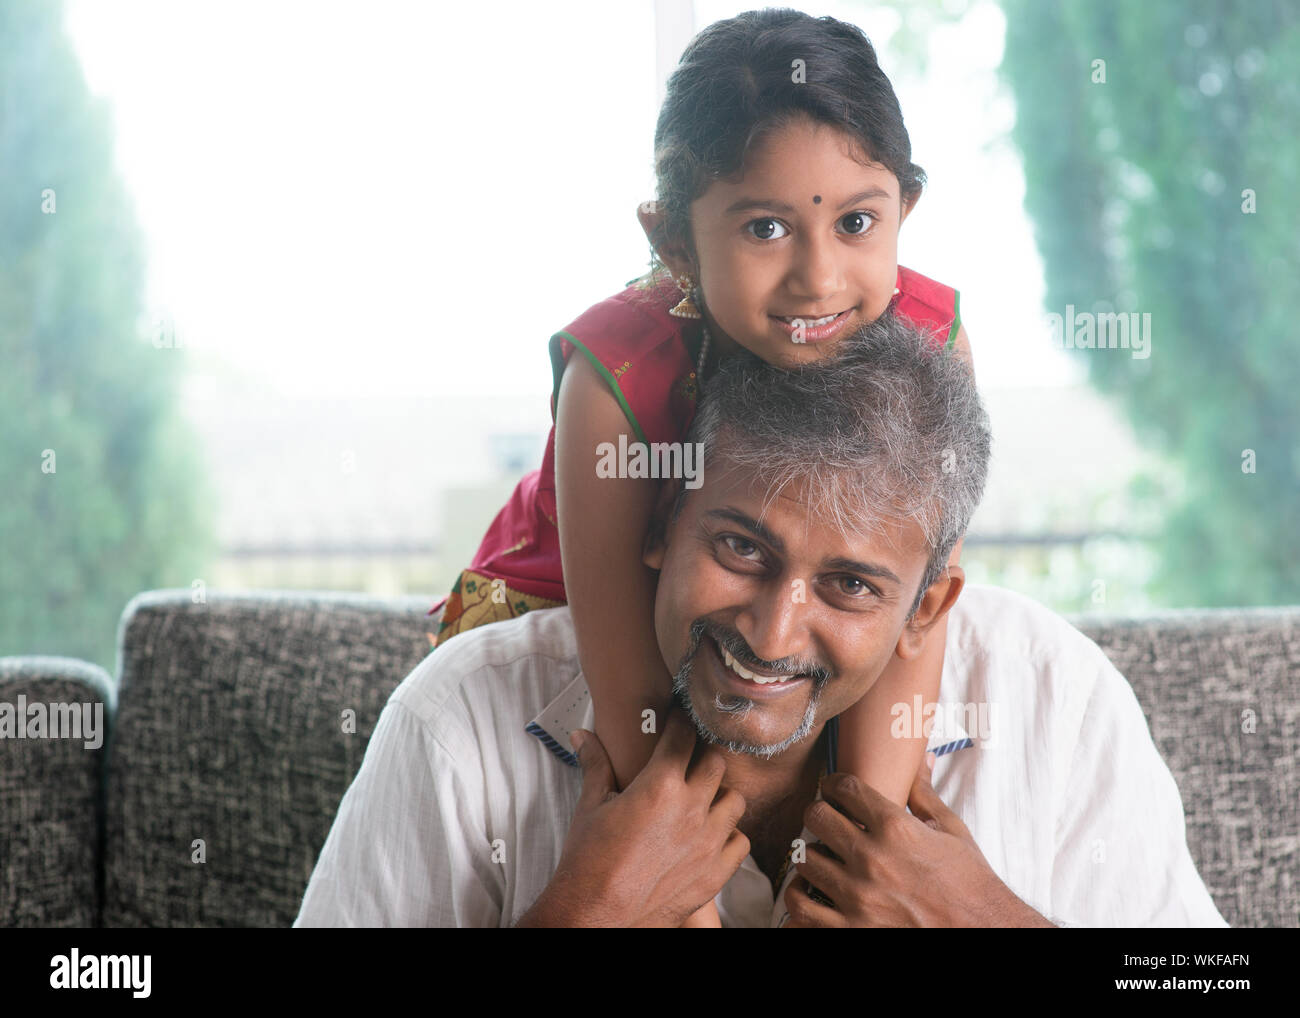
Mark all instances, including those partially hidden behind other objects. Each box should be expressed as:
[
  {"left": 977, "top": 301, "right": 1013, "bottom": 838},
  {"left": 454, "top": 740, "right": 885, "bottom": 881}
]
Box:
[{"left": 674, "top": 313, "right": 991, "bottom": 615}]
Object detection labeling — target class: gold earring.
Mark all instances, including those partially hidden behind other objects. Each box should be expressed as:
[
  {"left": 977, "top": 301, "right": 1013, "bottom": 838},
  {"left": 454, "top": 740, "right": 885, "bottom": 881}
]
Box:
[{"left": 669, "top": 274, "right": 702, "bottom": 319}]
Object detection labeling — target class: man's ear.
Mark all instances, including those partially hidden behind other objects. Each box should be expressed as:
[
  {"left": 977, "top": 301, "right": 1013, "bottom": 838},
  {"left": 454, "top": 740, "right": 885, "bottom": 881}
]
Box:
[
  {"left": 642, "top": 478, "right": 682, "bottom": 571},
  {"left": 895, "top": 564, "right": 964, "bottom": 660},
  {"left": 637, "top": 201, "right": 695, "bottom": 279}
]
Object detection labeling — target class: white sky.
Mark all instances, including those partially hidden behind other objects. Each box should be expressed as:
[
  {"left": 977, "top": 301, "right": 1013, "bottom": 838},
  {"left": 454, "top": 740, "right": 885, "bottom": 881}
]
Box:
[{"left": 66, "top": 0, "right": 1081, "bottom": 401}]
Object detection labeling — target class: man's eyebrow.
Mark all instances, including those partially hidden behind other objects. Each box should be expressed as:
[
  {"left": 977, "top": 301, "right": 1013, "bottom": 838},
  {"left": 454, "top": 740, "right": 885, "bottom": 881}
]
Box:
[
  {"left": 705, "top": 507, "right": 787, "bottom": 555},
  {"left": 822, "top": 556, "right": 903, "bottom": 587},
  {"left": 704, "top": 507, "right": 904, "bottom": 586}
]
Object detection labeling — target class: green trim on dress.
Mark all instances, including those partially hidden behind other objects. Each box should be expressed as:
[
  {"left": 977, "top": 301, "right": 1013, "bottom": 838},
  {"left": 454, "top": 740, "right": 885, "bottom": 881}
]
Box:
[
  {"left": 549, "top": 330, "right": 649, "bottom": 447},
  {"left": 945, "top": 289, "right": 962, "bottom": 350}
]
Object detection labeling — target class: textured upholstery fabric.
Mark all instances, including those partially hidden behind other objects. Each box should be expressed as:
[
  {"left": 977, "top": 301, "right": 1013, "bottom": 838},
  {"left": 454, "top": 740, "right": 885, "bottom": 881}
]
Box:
[
  {"left": 0, "top": 656, "right": 115, "bottom": 927},
  {"left": 102, "top": 590, "right": 436, "bottom": 927},
  {"left": 5, "top": 591, "right": 1296, "bottom": 927},
  {"left": 1072, "top": 607, "right": 1300, "bottom": 929}
]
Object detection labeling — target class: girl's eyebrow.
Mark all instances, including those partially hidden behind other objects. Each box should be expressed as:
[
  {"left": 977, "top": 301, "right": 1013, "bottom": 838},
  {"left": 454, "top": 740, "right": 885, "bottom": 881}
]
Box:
[
  {"left": 723, "top": 187, "right": 894, "bottom": 217},
  {"left": 836, "top": 186, "right": 894, "bottom": 207},
  {"left": 723, "top": 196, "right": 798, "bottom": 216}
]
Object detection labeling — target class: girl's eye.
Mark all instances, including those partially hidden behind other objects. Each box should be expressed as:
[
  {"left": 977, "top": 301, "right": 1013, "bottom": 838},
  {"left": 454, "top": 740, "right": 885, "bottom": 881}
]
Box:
[
  {"left": 838, "top": 212, "right": 875, "bottom": 236},
  {"left": 747, "top": 217, "right": 789, "bottom": 240}
]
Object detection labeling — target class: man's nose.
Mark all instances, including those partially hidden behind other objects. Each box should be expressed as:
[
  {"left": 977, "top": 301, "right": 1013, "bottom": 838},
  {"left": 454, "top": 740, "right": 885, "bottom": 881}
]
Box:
[{"left": 734, "top": 580, "right": 811, "bottom": 669}]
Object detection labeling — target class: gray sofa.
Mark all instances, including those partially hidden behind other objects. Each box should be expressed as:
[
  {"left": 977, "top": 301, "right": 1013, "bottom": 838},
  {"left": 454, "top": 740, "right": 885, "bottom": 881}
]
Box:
[{"left": 1, "top": 589, "right": 1297, "bottom": 927}]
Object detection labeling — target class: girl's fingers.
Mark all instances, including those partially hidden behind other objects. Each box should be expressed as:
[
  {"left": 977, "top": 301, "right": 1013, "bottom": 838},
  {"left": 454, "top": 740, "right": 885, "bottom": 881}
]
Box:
[
  {"left": 793, "top": 841, "right": 854, "bottom": 910},
  {"left": 783, "top": 879, "right": 848, "bottom": 929}
]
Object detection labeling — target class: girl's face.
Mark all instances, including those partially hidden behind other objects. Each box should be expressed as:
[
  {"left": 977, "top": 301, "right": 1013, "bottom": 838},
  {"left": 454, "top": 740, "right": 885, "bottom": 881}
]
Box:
[{"left": 688, "top": 115, "right": 915, "bottom": 368}]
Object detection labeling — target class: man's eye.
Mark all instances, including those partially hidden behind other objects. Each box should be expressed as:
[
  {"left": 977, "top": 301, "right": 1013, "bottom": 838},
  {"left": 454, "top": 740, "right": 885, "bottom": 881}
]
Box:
[
  {"left": 838, "top": 212, "right": 875, "bottom": 235},
  {"left": 747, "top": 218, "right": 789, "bottom": 240},
  {"left": 836, "top": 576, "right": 872, "bottom": 597},
  {"left": 722, "top": 535, "right": 761, "bottom": 559}
]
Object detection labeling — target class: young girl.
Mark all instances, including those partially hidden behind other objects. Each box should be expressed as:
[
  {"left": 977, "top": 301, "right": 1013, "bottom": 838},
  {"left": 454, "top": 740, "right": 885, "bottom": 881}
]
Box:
[{"left": 428, "top": 9, "right": 971, "bottom": 926}]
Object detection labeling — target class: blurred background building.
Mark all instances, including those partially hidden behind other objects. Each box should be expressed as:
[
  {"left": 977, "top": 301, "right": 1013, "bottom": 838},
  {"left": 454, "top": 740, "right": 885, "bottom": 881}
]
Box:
[{"left": 3, "top": 0, "right": 1294, "bottom": 673}]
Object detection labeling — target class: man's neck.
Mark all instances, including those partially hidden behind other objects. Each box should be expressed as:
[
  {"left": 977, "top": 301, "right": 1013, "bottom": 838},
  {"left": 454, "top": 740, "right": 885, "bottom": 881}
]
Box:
[{"left": 717, "top": 724, "right": 828, "bottom": 885}]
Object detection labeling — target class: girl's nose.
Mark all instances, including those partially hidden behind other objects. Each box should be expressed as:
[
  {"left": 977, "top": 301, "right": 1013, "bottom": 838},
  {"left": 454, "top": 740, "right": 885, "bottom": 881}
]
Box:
[{"left": 787, "top": 233, "right": 844, "bottom": 302}]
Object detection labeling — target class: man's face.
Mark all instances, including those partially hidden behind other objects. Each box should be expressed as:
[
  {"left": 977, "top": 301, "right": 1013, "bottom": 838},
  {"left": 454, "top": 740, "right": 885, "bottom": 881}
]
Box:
[{"left": 643, "top": 447, "right": 937, "bottom": 758}]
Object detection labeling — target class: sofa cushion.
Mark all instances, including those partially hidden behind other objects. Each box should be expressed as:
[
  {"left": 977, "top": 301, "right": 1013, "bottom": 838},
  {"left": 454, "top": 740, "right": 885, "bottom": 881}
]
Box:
[
  {"left": 98, "top": 588, "right": 1298, "bottom": 928},
  {"left": 0, "top": 656, "right": 115, "bottom": 927},
  {"left": 102, "top": 590, "right": 437, "bottom": 927},
  {"left": 1072, "top": 607, "right": 1300, "bottom": 929}
]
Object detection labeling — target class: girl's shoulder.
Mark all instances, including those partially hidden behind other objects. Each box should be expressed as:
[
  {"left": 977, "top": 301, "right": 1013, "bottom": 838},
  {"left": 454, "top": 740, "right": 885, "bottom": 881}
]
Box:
[
  {"left": 895, "top": 265, "right": 962, "bottom": 350},
  {"left": 547, "top": 271, "right": 702, "bottom": 445},
  {"left": 552, "top": 271, "right": 690, "bottom": 364}
]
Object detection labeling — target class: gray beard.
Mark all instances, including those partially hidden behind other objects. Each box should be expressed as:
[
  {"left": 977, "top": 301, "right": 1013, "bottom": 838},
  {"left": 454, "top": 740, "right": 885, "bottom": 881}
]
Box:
[{"left": 670, "top": 619, "right": 829, "bottom": 760}]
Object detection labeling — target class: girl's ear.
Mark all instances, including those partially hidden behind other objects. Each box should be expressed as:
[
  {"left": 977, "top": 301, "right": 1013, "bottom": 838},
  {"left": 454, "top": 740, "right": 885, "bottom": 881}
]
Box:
[
  {"left": 899, "top": 188, "right": 922, "bottom": 226},
  {"left": 637, "top": 201, "right": 695, "bottom": 278},
  {"left": 895, "top": 564, "right": 964, "bottom": 659}
]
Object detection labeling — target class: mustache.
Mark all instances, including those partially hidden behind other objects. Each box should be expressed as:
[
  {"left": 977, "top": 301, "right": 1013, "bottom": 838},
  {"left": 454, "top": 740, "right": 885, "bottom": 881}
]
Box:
[{"left": 689, "top": 618, "right": 832, "bottom": 683}]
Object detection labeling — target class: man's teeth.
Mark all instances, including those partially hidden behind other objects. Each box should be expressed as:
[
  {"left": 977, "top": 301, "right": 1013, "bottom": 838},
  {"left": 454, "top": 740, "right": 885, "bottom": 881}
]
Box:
[
  {"left": 783, "top": 312, "right": 841, "bottom": 327},
  {"left": 722, "top": 645, "right": 791, "bottom": 684}
]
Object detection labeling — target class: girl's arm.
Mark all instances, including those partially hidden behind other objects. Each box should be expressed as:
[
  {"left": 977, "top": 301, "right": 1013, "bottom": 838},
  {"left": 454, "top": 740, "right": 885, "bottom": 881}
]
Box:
[
  {"left": 554, "top": 351, "right": 671, "bottom": 792},
  {"left": 836, "top": 324, "right": 975, "bottom": 805},
  {"left": 555, "top": 352, "right": 722, "bottom": 927},
  {"left": 835, "top": 538, "right": 962, "bottom": 805}
]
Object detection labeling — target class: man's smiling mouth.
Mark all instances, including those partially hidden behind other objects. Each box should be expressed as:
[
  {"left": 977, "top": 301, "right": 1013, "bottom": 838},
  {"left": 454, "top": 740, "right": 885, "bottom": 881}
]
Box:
[
  {"left": 710, "top": 635, "right": 808, "bottom": 687},
  {"left": 720, "top": 644, "right": 798, "bottom": 684}
]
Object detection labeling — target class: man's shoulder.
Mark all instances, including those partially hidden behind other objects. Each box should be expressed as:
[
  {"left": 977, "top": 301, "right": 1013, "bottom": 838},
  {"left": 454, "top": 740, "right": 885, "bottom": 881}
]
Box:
[
  {"left": 387, "top": 606, "right": 581, "bottom": 747},
  {"left": 943, "top": 585, "right": 1119, "bottom": 721},
  {"left": 948, "top": 584, "right": 1109, "bottom": 667}
]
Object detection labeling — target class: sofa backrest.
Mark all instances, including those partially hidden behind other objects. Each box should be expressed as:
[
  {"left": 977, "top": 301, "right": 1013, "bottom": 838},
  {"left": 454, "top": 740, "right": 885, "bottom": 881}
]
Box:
[
  {"left": 1072, "top": 607, "right": 1299, "bottom": 929},
  {"left": 82, "top": 591, "right": 1300, "bottom": 928},
  {"left": 0, "top": 656, "right": 115, "bottom": 927},
  {"left": 101, "top": 590, "right": 436, "bottom": 928}
]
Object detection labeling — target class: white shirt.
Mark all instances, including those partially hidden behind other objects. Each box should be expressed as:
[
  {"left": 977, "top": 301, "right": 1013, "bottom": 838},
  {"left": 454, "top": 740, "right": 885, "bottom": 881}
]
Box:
[{"left": 293, "top": 585, "right": 1228, "bottom": 928}]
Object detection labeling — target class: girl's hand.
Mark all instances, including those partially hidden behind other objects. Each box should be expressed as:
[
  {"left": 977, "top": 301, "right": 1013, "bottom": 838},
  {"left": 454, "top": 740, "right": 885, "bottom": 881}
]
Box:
[
  {"left": 783, "top": 755, "right": 1050, "bottom": 927},
  {"left": 523, "top": 710, "right": 749, "bottom": 927}
]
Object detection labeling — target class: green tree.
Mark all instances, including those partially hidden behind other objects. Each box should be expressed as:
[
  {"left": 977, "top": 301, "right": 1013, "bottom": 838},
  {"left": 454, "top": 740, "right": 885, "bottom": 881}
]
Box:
[
  {"left": 0, "top": 0, "right": 215, "bottom": 669},
  {"left": 999, "top": 0, "right": 1300, "bottom": 606}
]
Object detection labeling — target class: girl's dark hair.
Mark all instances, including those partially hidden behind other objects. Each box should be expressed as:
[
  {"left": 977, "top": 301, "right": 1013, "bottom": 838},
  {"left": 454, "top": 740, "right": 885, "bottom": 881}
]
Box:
[{"left": 641, "top": 8, "right": 925, "bottom": 287}]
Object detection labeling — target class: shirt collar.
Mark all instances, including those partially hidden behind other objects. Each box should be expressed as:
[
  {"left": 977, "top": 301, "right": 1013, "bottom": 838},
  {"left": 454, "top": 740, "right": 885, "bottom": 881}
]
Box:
[
  {"left": 525, "top": 670, "right": 974, "bottom": 769},
  {"left": 524, "top": 671, "right": 591, "bottom": 767}
]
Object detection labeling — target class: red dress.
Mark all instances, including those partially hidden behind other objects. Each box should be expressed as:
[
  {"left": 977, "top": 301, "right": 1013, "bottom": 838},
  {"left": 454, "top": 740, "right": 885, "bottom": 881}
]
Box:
[{"left": 429, "top": 266, "right": 960, "bottom": 645}]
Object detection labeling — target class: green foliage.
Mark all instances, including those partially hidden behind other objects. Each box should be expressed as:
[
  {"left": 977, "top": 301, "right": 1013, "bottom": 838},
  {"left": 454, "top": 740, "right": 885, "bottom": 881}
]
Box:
[
  {"left": 0, "top": 0, "right": 216, "bottom": 669},
  {"left": 1000, "top": 0, "right": 1300, "bottom": 606}
]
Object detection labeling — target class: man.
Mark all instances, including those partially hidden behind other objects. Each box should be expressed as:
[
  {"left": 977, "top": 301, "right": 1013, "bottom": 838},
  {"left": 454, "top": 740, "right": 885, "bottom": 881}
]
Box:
[{"left": 294, "top": 314, "right": 1227, "bottom": 928}]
